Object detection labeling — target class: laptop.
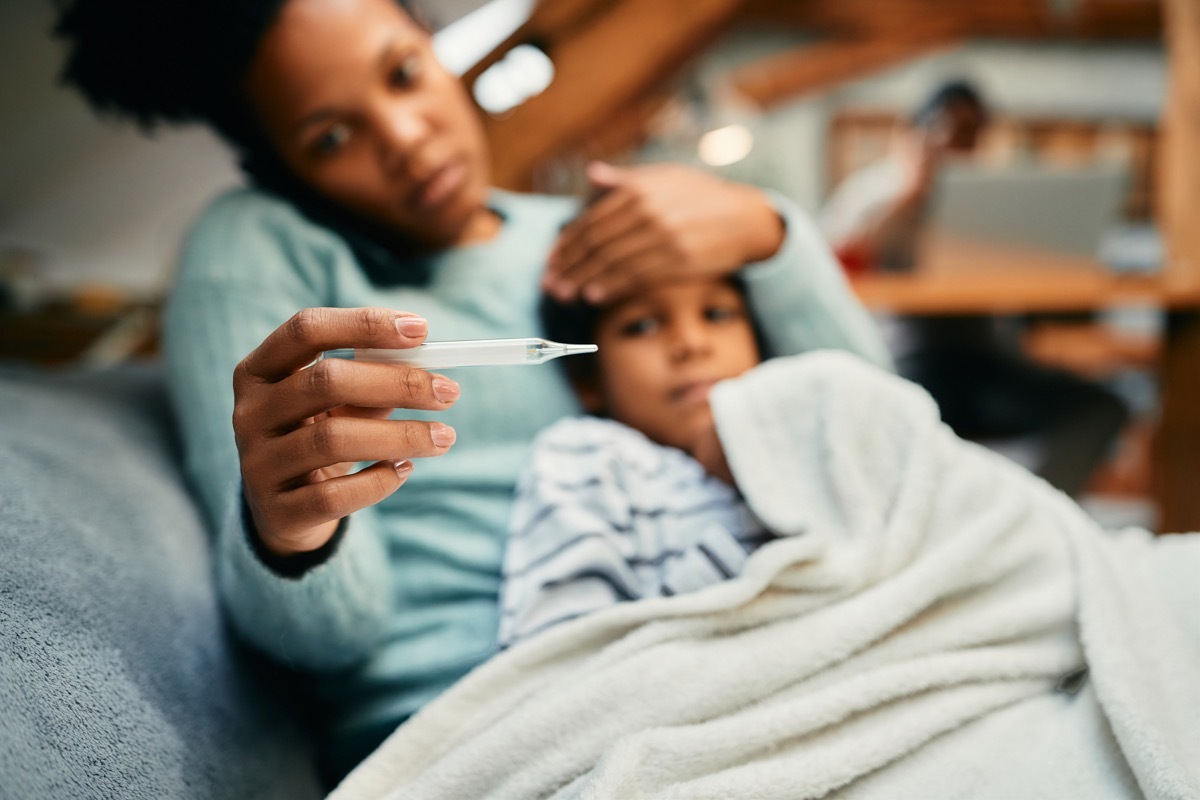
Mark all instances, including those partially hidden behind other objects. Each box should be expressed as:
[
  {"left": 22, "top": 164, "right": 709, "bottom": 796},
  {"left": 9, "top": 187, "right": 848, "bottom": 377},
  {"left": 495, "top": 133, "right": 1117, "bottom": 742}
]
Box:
[{"left": 927, "top": 161, "right": 1130, "bottom": 257}]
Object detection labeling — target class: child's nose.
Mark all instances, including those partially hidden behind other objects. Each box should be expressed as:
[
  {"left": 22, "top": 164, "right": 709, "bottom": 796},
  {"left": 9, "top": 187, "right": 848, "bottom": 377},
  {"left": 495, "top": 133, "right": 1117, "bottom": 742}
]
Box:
[{"left": 670, "top": 320, "right": 715, "bottom": 361}]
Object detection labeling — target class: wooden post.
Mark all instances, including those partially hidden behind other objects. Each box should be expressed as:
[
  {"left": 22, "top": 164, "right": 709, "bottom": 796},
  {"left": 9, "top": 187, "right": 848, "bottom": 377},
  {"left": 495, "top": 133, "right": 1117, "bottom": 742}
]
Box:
[{"left": 1154, "top": 0, "right": 1200, "bottom": 534}]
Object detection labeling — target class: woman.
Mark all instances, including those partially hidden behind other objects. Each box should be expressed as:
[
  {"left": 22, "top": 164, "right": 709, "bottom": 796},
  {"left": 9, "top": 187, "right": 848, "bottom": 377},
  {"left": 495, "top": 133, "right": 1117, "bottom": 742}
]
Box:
[{"left": 56, "top": 0, "right": 889, "bottom": 779}]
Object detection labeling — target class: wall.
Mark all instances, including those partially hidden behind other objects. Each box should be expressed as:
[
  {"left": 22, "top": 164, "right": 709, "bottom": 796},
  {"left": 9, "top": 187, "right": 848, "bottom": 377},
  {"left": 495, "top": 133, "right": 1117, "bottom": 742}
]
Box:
[{"left": 0, "top": 1, "right": 243, "bottom": 297}]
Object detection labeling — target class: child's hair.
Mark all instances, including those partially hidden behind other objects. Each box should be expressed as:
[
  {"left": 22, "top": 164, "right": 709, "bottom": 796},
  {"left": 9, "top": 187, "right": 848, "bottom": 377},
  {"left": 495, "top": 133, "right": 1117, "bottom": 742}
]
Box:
[
  {"left": 537, "top": 276, "right": 771, "bottom": 400},
  {"left": 538, "top": 294, "right": 605, "bottom": 391}
]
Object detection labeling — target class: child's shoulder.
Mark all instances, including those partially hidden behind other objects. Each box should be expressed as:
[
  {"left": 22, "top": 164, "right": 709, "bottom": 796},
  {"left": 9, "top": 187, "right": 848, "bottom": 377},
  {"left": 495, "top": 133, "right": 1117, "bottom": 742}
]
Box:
[
  {"left": 528, "top": 416, "right": 702, "bottom": 481},
  {"left": 532, "top": 415, "right": 652, "bottom": 453}
]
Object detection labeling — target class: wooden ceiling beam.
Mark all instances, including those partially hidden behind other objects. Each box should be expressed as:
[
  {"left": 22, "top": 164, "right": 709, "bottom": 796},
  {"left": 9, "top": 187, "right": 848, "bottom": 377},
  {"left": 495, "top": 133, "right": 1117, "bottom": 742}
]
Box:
[
  {"left": 729, "top": 0, "right": 1162, "bottom": 109},
  {"left": 740, "top": 0, "right": 1162, "bottom": 41},
  {"left": 731, "top": 35, "right": 960, "bottom": 109},
  {"left": 479, "top": 0, "right": 745, "bottom": 189}
]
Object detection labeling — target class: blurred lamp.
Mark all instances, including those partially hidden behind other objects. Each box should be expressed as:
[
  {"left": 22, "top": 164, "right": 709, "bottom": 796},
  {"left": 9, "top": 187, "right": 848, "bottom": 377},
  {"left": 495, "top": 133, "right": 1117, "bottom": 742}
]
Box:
[{"left": 698, "top": 124, "right": 754, "bottom": 167}]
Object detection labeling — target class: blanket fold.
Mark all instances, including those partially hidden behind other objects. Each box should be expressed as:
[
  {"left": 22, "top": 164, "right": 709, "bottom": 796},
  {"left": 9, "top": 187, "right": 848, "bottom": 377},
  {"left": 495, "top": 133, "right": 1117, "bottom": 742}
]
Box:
[{"left": 331, "top": 351, "right": 1200, "bottom": 800}]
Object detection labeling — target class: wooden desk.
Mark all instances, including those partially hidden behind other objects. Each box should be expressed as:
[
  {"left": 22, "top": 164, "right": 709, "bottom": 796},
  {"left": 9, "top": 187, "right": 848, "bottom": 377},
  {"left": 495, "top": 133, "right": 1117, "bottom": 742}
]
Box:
[{"left": 850, "top": 235, "right": 1200, "bottom": 534}]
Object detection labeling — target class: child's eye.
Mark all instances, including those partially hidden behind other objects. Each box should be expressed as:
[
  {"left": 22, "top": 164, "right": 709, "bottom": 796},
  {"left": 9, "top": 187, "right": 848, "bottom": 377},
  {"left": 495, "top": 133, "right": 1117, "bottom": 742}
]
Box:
[
  {"left": 313, "top": 123, "right": 352, "bottom": 157},
  {"left": 704, "top": 305, "right": 743, "bottom": 323},
  {"left": 389, "top": 55, "right": 423, "bottom": 88},
  {"left": 619, "top": 316, "right": 659, "bottom": 337}
]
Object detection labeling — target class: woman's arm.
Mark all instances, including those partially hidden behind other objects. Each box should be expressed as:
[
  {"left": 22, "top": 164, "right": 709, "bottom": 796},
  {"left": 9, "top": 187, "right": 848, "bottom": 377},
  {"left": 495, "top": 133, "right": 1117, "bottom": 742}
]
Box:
[
  {"left": 164, "top": 193, "right": 456, "bottom": 669},
  {"left": 737, "top": 192, "right": 892, "bottom": 369}
]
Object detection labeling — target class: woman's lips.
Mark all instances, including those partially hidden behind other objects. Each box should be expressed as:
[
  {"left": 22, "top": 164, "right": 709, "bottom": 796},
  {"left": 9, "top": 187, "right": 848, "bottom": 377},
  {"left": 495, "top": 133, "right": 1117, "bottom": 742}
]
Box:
[{"left": 410, "top": 159, "right": 466, "bottom": 211}]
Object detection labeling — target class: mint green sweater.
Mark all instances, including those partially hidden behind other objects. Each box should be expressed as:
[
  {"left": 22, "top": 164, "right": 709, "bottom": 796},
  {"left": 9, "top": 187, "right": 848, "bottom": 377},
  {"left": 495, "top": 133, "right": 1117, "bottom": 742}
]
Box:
[{"left": 163, "top": 186, "right": 890, "bottom": 771}]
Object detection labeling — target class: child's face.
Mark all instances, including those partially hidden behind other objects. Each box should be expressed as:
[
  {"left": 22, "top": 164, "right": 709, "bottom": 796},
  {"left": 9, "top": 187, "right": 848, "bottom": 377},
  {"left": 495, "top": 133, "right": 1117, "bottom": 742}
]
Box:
[
  {"left": 245, "top": 0, "right": 494, "bottom": 248},
  {"left": 586, "top": 277, "right": 761, "bottom": 454}
]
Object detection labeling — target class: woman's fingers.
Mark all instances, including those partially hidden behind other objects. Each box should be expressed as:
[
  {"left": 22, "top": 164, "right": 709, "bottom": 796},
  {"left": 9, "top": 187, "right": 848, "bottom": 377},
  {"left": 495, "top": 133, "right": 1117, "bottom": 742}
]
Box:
[
  {"left": 549, "top": 195, "right": 641, "bottom": 279},
  {"left": 292, "top": 458, "right": 414, "bottom": 525},
  {"left": 255, "top": 460, "right": 416, "bottom": 555},
  {"left": 236, "top": 306, "right": 428, "bottom": 386},
  {"left": 582, "top": 248, "right": 677, "bottom": 303},
  {"left": 328, "top": 404, "right": 398, "bottom": 422},
  {"left": 260, "top": 359, "right": 460, "bottom": 432},
  {"left": 247, "top": 416, "right": 457, "bottom": 485},
  {"left": 241, "top": 411, "right": 452, "bottom": 555},
  {"left": 551, "top": 223, "right": 662, "bottom": 300}
]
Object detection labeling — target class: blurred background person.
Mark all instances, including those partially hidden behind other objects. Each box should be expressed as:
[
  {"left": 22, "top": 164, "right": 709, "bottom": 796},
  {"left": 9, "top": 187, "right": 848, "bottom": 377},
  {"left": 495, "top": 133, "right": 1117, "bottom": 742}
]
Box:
[{"left": 819, "top": 81, "right": 1128, "bottom": 497}]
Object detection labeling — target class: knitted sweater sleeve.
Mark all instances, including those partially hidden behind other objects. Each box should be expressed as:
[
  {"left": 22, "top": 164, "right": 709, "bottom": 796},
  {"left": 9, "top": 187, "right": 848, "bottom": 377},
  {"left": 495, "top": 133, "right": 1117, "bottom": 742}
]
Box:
[{"left": 739, "top": 192, "right": 893, "bottom": 370}]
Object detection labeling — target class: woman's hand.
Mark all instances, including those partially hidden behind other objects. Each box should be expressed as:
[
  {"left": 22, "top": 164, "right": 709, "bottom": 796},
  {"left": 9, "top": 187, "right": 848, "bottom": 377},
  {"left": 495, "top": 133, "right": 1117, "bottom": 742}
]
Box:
[
  {"left": 232, "top": 307, "right": 460, "bottom": 558},
  {"left": 543, "top": 162, "right": 785, "bottom": 304}
]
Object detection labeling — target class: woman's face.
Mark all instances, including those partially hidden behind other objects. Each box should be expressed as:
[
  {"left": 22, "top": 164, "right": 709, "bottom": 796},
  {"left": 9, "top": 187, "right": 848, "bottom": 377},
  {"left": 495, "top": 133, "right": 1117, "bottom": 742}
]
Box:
[{"left": 245, "top": 0, "right": 496, "bottom": 247}]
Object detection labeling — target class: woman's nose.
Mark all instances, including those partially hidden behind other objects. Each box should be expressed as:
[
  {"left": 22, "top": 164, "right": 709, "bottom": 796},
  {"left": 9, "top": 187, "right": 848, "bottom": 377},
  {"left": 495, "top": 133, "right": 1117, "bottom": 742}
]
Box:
[{"left": 375, "top": 105, "right": 430, "bottom": 174}]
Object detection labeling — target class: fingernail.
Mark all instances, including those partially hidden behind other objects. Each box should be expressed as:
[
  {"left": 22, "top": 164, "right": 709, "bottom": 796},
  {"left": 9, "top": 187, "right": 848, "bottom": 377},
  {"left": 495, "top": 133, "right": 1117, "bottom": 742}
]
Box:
[
  {"left": 432, "top": 377, "right": 460, "bottom": 403},
  {"left": 393, "top": 459, "right": 414, "bottom": 477},
  {"left": 396, "top": 315, "right": 427, "bottom": 338},
  {"left": 553, "top": 282, "right": 576, "bottom": 302},
  {"left": 583, "top": 284, "right": 605, "bottom": 303},
  {"left": 430, "top": 424, "right": 457, "bottom": 448}
]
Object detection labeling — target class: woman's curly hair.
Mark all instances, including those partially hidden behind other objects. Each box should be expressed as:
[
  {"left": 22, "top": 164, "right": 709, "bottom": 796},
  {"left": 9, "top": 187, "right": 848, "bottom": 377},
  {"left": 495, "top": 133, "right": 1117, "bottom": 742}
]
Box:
[{"left": 53, "top": 0, "right": 287, "bottom": 148}]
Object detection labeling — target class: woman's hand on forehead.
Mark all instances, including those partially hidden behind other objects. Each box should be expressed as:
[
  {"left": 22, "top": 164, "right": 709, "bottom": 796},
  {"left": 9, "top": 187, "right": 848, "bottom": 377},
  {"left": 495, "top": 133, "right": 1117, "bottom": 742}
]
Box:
[{"left": 543, "top": 162, "right": 784, "bottom": 305}]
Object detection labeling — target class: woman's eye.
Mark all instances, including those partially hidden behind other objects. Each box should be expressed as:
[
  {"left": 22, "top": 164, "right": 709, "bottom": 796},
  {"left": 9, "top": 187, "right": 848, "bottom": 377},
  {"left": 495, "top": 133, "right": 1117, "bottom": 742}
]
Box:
[
  {"left": 619, "top": 316, "right": 659, "bottom": 337},
  {"left": 389, "top": 55, "right": 423, "bottom": 88},
  {"left": 313, "top": 123, "right": 351, "bottom": 157}
]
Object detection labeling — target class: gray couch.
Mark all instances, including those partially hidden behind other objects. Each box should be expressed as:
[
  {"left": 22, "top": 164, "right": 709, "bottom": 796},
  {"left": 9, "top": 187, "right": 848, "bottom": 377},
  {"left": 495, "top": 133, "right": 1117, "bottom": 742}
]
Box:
[{"left": 0, "top": 364, "right": 326, "bottom": 799}]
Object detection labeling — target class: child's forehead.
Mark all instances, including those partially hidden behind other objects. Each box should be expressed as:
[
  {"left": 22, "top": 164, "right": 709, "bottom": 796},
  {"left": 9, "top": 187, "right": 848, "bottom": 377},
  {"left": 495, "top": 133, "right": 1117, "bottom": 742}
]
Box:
[{"left": 603, "top": 276, "right": 742, "bottom": 312}]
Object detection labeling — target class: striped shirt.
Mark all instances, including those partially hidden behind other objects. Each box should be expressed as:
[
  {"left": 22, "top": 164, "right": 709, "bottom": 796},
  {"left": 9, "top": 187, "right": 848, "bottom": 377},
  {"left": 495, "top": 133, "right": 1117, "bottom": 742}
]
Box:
[{"left": 498, "top": 416, "right": 773, "bottom": 647}]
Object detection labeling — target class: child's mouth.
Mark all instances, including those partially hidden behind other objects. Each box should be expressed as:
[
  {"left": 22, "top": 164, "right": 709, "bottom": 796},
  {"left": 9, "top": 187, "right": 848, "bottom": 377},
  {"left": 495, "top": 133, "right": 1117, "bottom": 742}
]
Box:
[{"left": 670, "top": 380, "right": 715, "bottom": 406}]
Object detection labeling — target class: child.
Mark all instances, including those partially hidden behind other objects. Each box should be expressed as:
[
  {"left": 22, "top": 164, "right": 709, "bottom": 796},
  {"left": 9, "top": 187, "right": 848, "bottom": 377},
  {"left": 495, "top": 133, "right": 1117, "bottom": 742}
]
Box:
[{"left": 499, "top": 275, "right": 777, "bottom": 646}]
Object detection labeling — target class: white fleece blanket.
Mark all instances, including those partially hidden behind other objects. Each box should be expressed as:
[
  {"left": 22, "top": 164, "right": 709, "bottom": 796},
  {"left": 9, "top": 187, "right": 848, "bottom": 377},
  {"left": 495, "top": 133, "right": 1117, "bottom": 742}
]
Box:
[{"left": 331, "top": 351, "right": 1200, "bottom": 800}]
